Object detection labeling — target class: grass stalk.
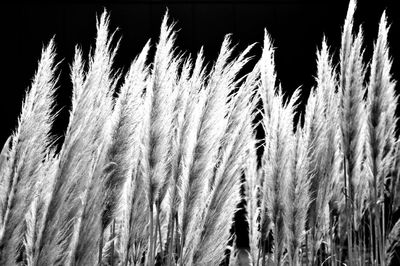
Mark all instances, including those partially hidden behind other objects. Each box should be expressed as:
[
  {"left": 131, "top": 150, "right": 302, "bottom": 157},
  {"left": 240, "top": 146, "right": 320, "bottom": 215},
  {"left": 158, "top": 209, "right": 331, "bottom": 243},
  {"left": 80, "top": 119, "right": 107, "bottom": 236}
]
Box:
[{"left": 148, "top": 203, "right": 154, "bottom": 266}]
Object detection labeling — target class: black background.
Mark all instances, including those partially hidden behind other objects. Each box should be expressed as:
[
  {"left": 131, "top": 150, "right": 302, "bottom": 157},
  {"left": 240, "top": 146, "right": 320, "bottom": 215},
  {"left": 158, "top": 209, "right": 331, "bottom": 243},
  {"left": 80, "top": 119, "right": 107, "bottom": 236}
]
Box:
[{"left": 1, "top": 0, "right": 399, "bottom": 251}]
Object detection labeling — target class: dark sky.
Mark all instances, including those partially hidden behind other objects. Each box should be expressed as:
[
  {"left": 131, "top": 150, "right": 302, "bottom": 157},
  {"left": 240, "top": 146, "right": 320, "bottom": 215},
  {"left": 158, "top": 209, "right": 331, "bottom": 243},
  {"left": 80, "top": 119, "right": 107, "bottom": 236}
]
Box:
[{"left": 1, "top": 0, "right": 399, "bottom": 144}]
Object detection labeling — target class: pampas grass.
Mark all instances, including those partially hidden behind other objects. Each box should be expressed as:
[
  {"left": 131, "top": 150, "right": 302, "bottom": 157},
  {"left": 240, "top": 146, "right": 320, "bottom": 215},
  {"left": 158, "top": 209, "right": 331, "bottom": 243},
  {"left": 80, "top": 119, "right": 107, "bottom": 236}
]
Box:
[
  {"left": 0, "top": 39, "right": 58, "bottom": 265},
  {"left": 190, "top": 55, "right": 257, "bottom": 265},
  {"left": 366, "top": 10, "right": 399, "bottom": 265},
  {"left": 286, "top": 125, "right": 311, "bottom": 266},
  {"left": 302, "top": 38, "right": 340, "bottom": 265},
  {"left": 244, "top": 117, "right": 261, "bottom": 266},
  {"left": 0, "top": 1, "right": 399, "bottom": 265},
  {"left": 339, "top": 0, "right": 367, "bottom": 263}
]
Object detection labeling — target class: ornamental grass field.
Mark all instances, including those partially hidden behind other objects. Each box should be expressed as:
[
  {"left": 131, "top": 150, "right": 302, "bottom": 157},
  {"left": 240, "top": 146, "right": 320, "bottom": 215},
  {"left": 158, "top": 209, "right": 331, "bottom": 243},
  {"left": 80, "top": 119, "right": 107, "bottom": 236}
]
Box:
[{"left": 0, "top": 0, "right": 399, "bottom": 265}]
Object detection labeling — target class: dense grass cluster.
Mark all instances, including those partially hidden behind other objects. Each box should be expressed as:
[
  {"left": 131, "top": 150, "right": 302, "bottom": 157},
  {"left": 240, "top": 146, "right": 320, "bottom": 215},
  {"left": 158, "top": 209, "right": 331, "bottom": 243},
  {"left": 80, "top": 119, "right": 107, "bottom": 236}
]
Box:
[{"left": 0, "top": 0, "right": 399, "bottom": 265}]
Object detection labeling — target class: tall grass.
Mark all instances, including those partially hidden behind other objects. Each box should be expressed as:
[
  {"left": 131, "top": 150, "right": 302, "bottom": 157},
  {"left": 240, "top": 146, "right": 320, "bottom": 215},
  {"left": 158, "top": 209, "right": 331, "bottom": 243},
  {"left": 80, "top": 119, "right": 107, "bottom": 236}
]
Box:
[{"left": 0, "top": 1, "right": 399, "bottom": 265}]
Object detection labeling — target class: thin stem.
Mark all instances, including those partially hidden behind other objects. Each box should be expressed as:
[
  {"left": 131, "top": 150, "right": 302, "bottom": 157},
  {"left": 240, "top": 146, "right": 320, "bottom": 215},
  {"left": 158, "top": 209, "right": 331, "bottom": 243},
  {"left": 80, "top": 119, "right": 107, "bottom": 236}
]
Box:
[
  {"left": 257, "top": 236, "right": 261, "bottom": 266},
  {"left": 157, "top": 206, "right": 163, "bottom": 261},
  {"left": 148, "top": 203, "right": 154, "bottom": 266},
  {"left": 166, "top": 211, "right": 175, "bottom": 266},
  {"left": 330, "top": 212, "right": 334, "bottom": 266},
  {"left": 153, "top": 213, "right": 158, "bottom": 262},
  {"left": 110, "top": 219, "right": 115, "bottom": 266},
  {"left": 305, "top": 232, "right": 309, "bottom": 266},
  {"left": 274, "top": 226, "right": 280, "bottom": 266},
  {"left": 343, "top": 155, "right": 352, "bottom": 264},
  {"left": 369, "top": 200, "right": 375, "bottom": 264},
  {"left": 380, "top": 198, "right": 385, "bottom": 266},
  {"left": 261, "top": 231, "right": 266, "bottom": 266},
  {"left": 176, "top": 215, "right": 183, "bottom": 266},
  {"left": 374, "top": 194, "right": 380, "bottom": 265}
]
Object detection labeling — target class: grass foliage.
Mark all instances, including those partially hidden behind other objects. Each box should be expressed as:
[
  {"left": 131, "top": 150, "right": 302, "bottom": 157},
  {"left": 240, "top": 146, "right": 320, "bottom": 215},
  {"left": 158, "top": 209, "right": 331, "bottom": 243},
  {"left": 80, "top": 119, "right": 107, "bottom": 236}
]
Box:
[{"left": 0, "top": 1, "right": 399, "bottom": 265}]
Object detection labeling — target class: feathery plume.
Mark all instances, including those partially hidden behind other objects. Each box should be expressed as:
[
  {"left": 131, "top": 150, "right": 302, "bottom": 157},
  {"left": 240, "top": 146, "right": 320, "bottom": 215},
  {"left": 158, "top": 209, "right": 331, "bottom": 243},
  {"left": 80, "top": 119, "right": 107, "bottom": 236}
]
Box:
[
  {"left": 36, "top": 11, "right": 118, "bottom": 265},
  {"left": 305, "top": 39, "right": 340, "bottom": 262},
  {"left": 257, "top": 30, "right": 278, "bottom": 265},
  {"left": 366, "top": 11, "right": 398, "bottom": 264},
  {"left": 259, "top": 30, "right": 277, "bottom": 120},
  {"left": 0, "top": 40, "right": 57, "bottom": 265},
  {"left": 286, "top": 125, "right": 311, "bottom": 266},
  {"left": 141, "top": 11, "right": 180, "bottom": 265},
  {"left": 191, "top": 61, "right": 258, "bottom": 265},
  {"left": 244, "top": 129, "right": 261, "bottom": 265},
  {"left": 163, "top": 51, "right": 207, "bottom": 264},
  {"left": 339, "top": 0, "right": 367, "bottom": 262},
  {"left": 102, "top": 40, "right": 150, "bottom": 230},
  {"left": 262, "top": 90, "right": 295, "bottom": 266},
  {"left": 179, "top": 39, "right": 254, "bottom": 265},
  {"left": 0, "top": 136, "right": 12, "bottom": 226},
  {"left": 340, "top": 2, "right": 366, "bottom": 202},
  {"left": 112, "top": 42, "right": 151, "bottom": 266},
  {"left": 258, "top": 29, "right": 299, "bottom": 265},
  {"left": 390, "top": 139, "right": 400, "bottom": 213}
]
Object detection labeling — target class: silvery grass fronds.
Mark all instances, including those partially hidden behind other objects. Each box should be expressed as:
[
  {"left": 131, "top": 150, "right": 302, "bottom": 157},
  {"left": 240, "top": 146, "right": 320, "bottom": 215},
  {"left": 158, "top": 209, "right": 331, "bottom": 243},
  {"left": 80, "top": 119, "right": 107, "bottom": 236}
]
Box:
[
  {"left": 386, "top": 138, "right": 400, "bottom": 266},
  {"left": 391, "top": 139, "right": 400, "bottom": 214},
  {"left": 316, "top": 41, "right": 341, "bottom": 226},
  {"left": 303, "top": 57, "right": 325, "bottom": 233},
  {"left": 262, "top": 88, "right": 299, "bottom": 266},
  {"left": 119, "top": 169, "right": 148, "bottom": 266},
  {"left": 145, "top": 10, "right": 178, "bottom": 205},
  {"left": 178, "top": 37, "right": 251, "bottom": 264},
  {"left": 339, "top": 1, "right": 366, "bottom": 260},
  {"left": 386, "top": 217, "right": 400, "bottom": 266},
  {"left": 117, "top": 69, "right": 157, "bottom": 265},
  {"left": 177, "top": 61, "right": 206, "bottom": 265},
  {"left": 103, "top": 39, "right": 150, "bottom": 231},
  {"left": 304, "top": 38, "right": 337, "bottom": 238},
  {"left": 104, "top": 41, "right": 150, "bottom": 265},
  {"left": 318, "top": 44, "right": 341, "bottom": 213},
  {"left": 366, "top": 11, "right": 399, "bottom": 264},
  {"left": 0, "top": 137, "right": 12, "bottom": 206},
  {"left": 22, "top": 149, "right": 58, "bottom": 266},
  {"left": 259, "top": 30, "right": 276, "bottom": 120},
  {"left": 340, "top": 0, "right": 366, "bottom": 205},
  {"left": 165, "top": 57, "right": 193, "bottom": 220},
  {"left": 303, "top": 84, "right": 326, "bottom": 259},
  {"left": 286, "top": 124, "right": 311, "bottom": 266},
  {"left": 258, "top": 31, "right": 277, "bottom": 264},
  {"left": 190, "top": 59, "right": 258, "bottom": 266},
  {"left": 244, "top": 118, "right": 260, "bottom": 265},
  {"left": 0, "top": 39, "right": 58, "bottom": 265},
  {"left": 59, "top": 12, "right": 119, "bottom": 265},
  {"left": 367, "top": 12, "right": 398, "bottom": 185},
  {"left": 118, "top": 149, "right": 149, "bottom": 266},
  {"left": 164, "top": 56, "right": 194, "bottom": 202},
  {"left": 258, "top": 29, "right": 295, "bottom": 266},
  {"left": 206, "top": 37, "right": 254, "bottom": 190},
  {"left": 36, "top": 11, "right": 118, "bottom": 265},
  {"left": 306, "top": 39, "right": 340, "bottom": 257},
  {"left": 226, "top": 62, "right": 259, "bottom": 266},
  {"left": 314, "top": 42, "right": 342, "bottom": 264},
  {"left": 163, "top": 51, "right": 207, "bottom": 264},
  {"left": 140, "top": 12, "right": 180, "bottom": 264}
]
